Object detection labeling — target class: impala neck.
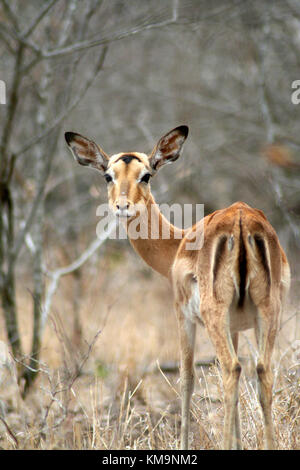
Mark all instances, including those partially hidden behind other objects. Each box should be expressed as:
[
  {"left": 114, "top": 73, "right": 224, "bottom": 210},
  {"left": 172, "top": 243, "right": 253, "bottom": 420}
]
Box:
[{"left": 124, "top": 193, "right": 184, "bottom": 279}]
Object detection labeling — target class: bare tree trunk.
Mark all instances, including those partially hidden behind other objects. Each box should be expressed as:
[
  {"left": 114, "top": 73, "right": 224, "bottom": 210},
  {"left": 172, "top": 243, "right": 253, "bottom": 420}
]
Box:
[
  {"left": 23, "top": 63, "right": 53, "bottom": 394},
  {"left": 0, "top": 43, "right": 25, "bottom": 365}
]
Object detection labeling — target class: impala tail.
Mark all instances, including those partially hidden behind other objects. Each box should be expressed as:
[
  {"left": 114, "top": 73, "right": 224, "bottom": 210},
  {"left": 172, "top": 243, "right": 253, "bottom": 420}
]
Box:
[{"left": 211, "top": 203, "right": 283, "bottom": 308}]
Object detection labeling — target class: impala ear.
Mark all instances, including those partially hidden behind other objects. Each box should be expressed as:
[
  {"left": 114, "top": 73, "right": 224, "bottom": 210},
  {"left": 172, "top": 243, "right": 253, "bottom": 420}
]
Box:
[
  {"left": 149, "top": 125, "right": 189, "bottom": 172},
  {"left": 65, "top": 132, "right": 109, "bottom": 175}
]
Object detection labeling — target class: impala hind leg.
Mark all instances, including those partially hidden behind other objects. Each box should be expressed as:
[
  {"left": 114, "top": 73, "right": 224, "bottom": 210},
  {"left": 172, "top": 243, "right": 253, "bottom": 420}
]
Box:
[
  {"left": 255, "top": 303, "right": 279, "bottom": 450},
  {"left": 177, "top": 308, "right": 196, "bottom": 450},
  {"left": 232, "top": 332, "right": 242, "bottom": 450},
  {"left": 220, "top": 355, "right": 241, "bottom": 450},
  {"left": 202, "top": 305, "right": 241, "bottom": 450}
]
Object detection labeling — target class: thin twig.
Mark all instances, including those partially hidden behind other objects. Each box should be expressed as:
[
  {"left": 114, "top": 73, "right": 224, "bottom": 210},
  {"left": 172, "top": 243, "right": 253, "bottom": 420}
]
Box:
[
  {"left": 0, "top": 416, "right": 19, "bottom": 448},
  {"left": 21, "top": 0, "right": 60, "bottom": 39},
  {"left": 0, "top": 0, "right": 19, "bottom": 31}
]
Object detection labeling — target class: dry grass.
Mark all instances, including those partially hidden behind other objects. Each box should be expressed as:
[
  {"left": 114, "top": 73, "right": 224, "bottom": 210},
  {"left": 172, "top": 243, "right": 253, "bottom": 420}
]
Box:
[{"left": 0, "top": 245, "right": 299, "bottom": 450}]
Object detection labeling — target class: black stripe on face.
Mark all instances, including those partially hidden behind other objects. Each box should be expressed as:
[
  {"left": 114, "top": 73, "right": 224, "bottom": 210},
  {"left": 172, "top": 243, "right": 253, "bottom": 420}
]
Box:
[
  {"left": 115, "top": 155, "right": 141, "bottom": 165},
  {"left": 213, "top": 235, "right": 227, "bottom": 286}
]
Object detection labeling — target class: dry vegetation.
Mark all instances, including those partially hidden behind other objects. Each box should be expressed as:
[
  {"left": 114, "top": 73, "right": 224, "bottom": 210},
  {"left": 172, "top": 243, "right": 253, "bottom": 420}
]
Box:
[{"left": 0, "top": 243, "right": 299, "bottom": 450}]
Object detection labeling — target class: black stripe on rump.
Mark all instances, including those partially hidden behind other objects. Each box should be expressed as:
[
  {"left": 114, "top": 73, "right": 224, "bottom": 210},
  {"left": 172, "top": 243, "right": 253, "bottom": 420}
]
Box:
[
  {"left": 213, "top": 235, "right": 227, "bottom": 291},
  {"left": 238, "top": 218, "right": 247, "bottom": 308},
  {"left": 254, "top": 234, "right": 271, "bottom": 288}
]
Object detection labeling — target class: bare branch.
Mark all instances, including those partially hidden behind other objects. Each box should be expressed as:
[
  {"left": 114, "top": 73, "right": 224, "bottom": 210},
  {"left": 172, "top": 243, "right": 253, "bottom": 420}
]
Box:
[
  {"left": 0, "top": 0, "right": 19, "bottom": 31},
  {"left": 56, "top": 0, "right": 77, "bottom": 47},
  {"left": 19, "top": 0, "right": 101, "bottom": 75},
  {"left": 0, "top": 416, "right": 18, "bottom": 448},
  {"left": 1, "top": 3, "right": 174, "bottom": 61},
  {"left": 0, "top": 43, "right": 24, "bottom": 180},
  {"left": 0, "top": 27, "right": 16, "bottom": 54},
  {"left": 29, "top": 15, "right": 178, "bottom": 60},
  {"left": 12, "top": 130, "right": 58, "bottom": 262},
  {"left": 0, "top": 20, "right": 19, "bottom": 44},
  {"left": 253, "top": 15, "right": 276, "bottom": 144},
  {"left": 40, "top": 219, "right": 117, "bottom": 333},
  {"left": 21, "top": 0, "right": 60, "bottom": 39},
  {"left": 15, "top": 45, "right": 108, "bottom": 159}
]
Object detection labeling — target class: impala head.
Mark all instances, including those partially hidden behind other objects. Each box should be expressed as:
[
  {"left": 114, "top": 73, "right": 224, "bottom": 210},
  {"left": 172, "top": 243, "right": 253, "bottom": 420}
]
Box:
[{"left": 65, "top": 126, "right": 188, "bottom": 218}]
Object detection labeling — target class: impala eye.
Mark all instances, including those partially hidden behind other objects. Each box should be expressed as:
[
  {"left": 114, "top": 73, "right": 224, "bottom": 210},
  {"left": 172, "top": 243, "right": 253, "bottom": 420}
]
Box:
[
  {"left": 140, "top": 173, "right": 151, "bottom": 184},
  {"left": 104, "top": 174, "right": 113, "bottom": 183}
]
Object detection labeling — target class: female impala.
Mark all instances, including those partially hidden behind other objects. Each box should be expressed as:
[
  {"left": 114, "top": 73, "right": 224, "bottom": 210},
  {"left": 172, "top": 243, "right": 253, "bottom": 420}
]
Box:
[{"left": 65, "top": 126, "right": 290, "bottom": 450}]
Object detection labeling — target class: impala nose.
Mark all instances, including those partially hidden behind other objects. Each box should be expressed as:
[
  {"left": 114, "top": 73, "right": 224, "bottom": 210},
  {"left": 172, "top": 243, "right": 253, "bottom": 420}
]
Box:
[
  {"left": 116, "top": 202, "right": 129, "bottom": 210},
  {"left": 115, "top": 196, "right": 134, "bottom": 218}
]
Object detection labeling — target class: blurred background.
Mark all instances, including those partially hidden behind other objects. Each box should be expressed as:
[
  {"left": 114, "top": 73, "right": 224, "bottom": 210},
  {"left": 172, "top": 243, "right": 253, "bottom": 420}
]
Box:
[{"left": 0, "top": 0, "right": 299, "bottom": 449}]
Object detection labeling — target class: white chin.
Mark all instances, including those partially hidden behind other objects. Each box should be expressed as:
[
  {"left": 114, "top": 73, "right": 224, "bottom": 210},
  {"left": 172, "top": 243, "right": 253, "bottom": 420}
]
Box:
[{"left": 116, "top": 211, "right": 135, "bottom": 219}]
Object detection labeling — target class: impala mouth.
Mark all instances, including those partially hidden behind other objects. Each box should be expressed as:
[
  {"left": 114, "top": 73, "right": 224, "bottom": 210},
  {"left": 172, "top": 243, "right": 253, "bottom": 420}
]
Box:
[{"left": 115, "top": 208, "right": 136, "bottom": 219}]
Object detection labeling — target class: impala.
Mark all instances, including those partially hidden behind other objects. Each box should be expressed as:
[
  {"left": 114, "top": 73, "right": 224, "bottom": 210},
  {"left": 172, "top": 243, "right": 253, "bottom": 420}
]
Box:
[{"left": 65, "top": 126, "right": 290, "bottom": 450}]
